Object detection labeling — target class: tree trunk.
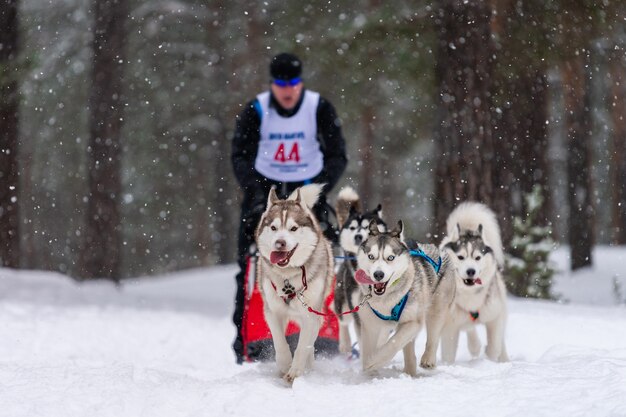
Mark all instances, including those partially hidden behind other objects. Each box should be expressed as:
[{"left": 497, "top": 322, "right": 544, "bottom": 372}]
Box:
[
  {"left": 505, "top": 69, "right": 551, "bottom": 227},
  {"left": 80, "top": 0, "right": 128, "bottom": 280},
  {"left": 0, "top": 0, "right": 20, "bottom": 268},
  {"left": 562, "top": 55, "right": 594, "bottom": 270},
  {"left": 608, "top": 50, "right": 626, "bottom": 244},
  {"left": 211, "top": 1, "right": 260, "bottom": 265},
  {"left": 521, "top": 69, "right": 551, "bottom": 226},
  {"left": 359, "top": 104, "right": 376, "bottom": 204},
  {"left": 490, "top": 0, "right": 553, "bottom": 248},
  {"left": 433, "top": 0, "right": 495, "bottom": 237}
]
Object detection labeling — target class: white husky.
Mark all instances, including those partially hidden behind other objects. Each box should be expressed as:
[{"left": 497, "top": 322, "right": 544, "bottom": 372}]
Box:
[
  {"left": 255, "top": 184, "right": 334, "bottom": 383},
  {"left": 355, "top": 221, "right": 456, "bottom": 375},
  {"left": 439, "top": 202, "right": 509, "bottom": 363}
]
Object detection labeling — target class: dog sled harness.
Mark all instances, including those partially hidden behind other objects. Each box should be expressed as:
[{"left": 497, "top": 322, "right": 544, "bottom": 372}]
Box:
[
  {"left": 368, "top": 247, "right": 441, "bottom": 321},
  {"left": 269, "top": 265, "right": 370, "bottom": 316},
  {"left": 369, "top": 292, "right": 410, "bottom": 322},
  {"left": 409, "top": 247, "right": 442, "bottom": 273},
  {"left": 276, "top": 265, "right": 372, "bottom": 317},
  {"left": 364, "top": 246, "right": 440, "bottom": 322}
]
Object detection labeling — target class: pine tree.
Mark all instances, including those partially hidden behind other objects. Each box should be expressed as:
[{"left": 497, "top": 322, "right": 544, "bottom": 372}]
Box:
[{"left": 506, "top": 185, "right": 557, "bottom": 299}]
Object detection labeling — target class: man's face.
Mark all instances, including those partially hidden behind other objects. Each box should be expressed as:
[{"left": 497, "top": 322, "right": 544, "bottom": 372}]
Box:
[{"left": 270, "top": 79, "right": 303, "bottom": 110}]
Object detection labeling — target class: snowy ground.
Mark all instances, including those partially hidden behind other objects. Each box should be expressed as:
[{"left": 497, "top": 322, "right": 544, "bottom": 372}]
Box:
[{"left": 1, "top": 247, "right": 626, "bottom": 417}]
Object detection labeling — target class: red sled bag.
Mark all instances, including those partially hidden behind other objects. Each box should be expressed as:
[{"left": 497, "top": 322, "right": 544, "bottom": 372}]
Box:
[{"left": 241, "top": 256, "right": 339, "bottom": 362}]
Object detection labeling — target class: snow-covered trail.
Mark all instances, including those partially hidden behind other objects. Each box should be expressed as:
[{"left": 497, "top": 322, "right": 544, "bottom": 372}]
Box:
[{"left": 1, "top": 253, "right": 626, "bottom": 417}]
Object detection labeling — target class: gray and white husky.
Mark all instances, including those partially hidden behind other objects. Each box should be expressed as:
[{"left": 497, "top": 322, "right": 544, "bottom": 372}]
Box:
[
  {"left": 439, "top": 202, "right": 509, "bottom": 363},
  {"left": 333, "top": 186, "right": 386, "bottom": 355},
  {"left": 255, "top": 184, "right": 334, "bottom": 383},
  {"left": 355, "top": 221, "right": 456, "bottom": 375}
]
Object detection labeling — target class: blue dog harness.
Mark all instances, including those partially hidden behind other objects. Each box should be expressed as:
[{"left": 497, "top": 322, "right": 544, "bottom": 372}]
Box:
[
  {"left": 409, "top": 247, "right": 442, "bottom": 273},
  {"left": 369, "top": 292, "right": 410, "bottom": 321},
  {"left": 368, "top": 246, "right": 442, "bottom": 322}
]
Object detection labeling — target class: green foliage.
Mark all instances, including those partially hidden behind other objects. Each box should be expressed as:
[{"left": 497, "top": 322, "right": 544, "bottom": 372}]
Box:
[{"left": 505, "top": 185, "right": 558, "bottom": 299}]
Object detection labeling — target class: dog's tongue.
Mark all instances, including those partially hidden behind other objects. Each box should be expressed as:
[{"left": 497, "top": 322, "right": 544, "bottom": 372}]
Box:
[
  {"left": 355, "top": 269, "right": 377, "bottom": 285},
  {"left": 475, "top": 278, "right": 482, "bottom": 285},
  {"left": 270, "top": 251, "right": 289, "bottom": 264}
]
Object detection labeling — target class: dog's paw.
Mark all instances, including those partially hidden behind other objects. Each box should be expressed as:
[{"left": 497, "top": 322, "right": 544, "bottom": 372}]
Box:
[
  {"left": 364, "top": 358, "right": 384, "bottom": 373},
  {"left": 403, "top": 364, "right": 418, "bottom": 377},
  {"left": 283, "top": 366, "right": 304, "bottom": 384},
  {"left": 419, "top": 354, "right": 437, "bottom": 369},
  {"left": 485, "top": 345, "right": 501, "bottom": 362}
]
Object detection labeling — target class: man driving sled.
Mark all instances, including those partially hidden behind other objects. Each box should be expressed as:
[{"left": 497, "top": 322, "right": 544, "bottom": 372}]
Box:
[{"left": 231, "top": 52, "right": 347, "bottom": 363}]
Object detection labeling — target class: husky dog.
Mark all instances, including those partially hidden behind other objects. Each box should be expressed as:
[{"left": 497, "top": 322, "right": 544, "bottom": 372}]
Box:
[
  {"left": 255, "top": 184, "right": 334, "bottom": 383},
  {"left": 439, "top": 202, "right": 509, "bottom": 363},
  {"left": 355, "top": 221, "right": 455, "bottom": 375},
  {"left": 333, "top": 187, "right": 386, "bottom": 354}
]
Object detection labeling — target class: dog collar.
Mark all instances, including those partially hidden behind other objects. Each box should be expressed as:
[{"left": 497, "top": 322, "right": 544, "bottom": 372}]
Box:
[
  {"left": 369, "top": 291, "right": 410, "bottom": 322},
  {"left": 409, "top": 247, "right": 442, "bottom": 273}
]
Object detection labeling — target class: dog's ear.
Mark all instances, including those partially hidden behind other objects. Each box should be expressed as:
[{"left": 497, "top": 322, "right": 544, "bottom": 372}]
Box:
[
  {"left": 443, "top": 240, "right": 458, "bottom": 252},
  {"left": 369, "top": 220, "right": 381, "bottom": 236},
  {"left": 390, "top": 220, "right": 403, "bottom": 238},
  {"left": 267, "top": 187, "right": 279, "bottom": 207},
  {"left": 294, "top": 188, "right": 302, "bottom": 204},
  {"left": 375, "top": 204, "right": 383, "bottom": 218}
]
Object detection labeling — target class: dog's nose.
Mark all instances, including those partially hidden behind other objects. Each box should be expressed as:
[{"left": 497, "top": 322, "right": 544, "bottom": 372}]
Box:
[
  {"left": 373, "top": 270, "right": 385, "bottom": 281},
  {"left": 354, "top": 234, "right": 363, "bottom": 245},
  {"left": 274, "top": 239, "right": 287, "bottom": 250},
  {"left": 466, "top": 268, "right": 476, "bottom": 277}
]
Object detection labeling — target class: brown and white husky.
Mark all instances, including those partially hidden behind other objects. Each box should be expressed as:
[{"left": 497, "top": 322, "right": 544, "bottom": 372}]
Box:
[{"left": 255, "top": 184, "right": 334, "bottom": 383}]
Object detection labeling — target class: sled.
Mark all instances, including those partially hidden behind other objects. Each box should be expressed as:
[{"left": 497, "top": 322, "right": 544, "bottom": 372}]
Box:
[{"left": 241, "top": 255, "right": 339, "bottom": 362}]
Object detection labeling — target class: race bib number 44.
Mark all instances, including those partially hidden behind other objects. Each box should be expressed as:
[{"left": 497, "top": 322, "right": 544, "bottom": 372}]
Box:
[{"left": 274, "top": 142, "right": 300, "bottom": 163}]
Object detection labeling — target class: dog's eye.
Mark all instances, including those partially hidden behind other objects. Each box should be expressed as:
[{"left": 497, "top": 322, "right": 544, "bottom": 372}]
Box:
[
  {"left": 458, "top": 255, "right": 465, "bottom": 260},
  {"left": 350, "top": 226, "right": 356, "bottom": 230},
  {"left": 387, "top": 255, "right": 395, "bottom": 261},
  {"left": 475, "top": 255, "right": 481, "bottom": 261},
  {"left": 290, "top": 226, "right": 298, "bottom": 232},
  {"left": 271, "top": 226, "right": 277, "bottom": 231},
  {"left": 368, "top": 254, "right": 375, "bottom": 260}
]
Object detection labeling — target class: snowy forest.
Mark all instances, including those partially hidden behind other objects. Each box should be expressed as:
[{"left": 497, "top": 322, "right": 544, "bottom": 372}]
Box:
[{"left": 1, "top": 0, "right": 626, "bottom": 281}]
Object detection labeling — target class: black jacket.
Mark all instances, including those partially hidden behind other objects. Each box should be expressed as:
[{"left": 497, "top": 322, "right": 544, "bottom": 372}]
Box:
[{"left": 231, "top": 89, "right": 347, "bottom": 212}]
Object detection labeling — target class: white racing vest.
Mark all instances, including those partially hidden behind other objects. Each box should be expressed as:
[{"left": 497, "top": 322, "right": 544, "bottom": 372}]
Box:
[{"left": 254, "top": 90, "right": 324, "bottom": 182}]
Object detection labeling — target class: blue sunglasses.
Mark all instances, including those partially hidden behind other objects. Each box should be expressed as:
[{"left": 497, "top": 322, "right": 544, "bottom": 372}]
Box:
[{"left": 273, "top": 77, "right": 302, "bottom": 87}]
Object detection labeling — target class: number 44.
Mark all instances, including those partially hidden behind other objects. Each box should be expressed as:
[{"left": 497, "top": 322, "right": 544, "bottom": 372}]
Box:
[{"left": 273, "top": 142, "right": 300, "bottom": 163}]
